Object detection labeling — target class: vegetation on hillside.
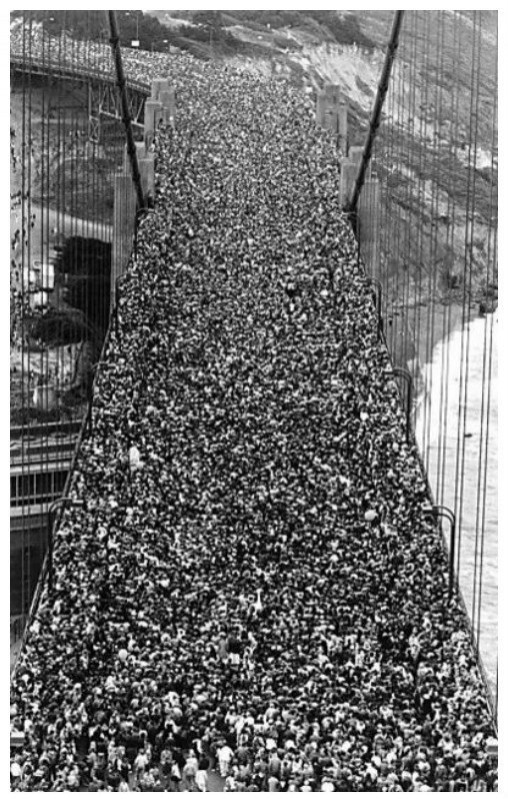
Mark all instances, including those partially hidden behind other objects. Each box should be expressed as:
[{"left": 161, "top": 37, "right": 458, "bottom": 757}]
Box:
[{"left": 12, "top": 10, "right": 375, "bottom": 61}]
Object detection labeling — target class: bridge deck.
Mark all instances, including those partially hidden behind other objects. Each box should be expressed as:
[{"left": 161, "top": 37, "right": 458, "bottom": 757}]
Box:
[
  {"left": 10, "top": 52, "right": 150, "bottom": 95},
  {"left": 11, "top": 44, "right": 497, "bottom": 794}
]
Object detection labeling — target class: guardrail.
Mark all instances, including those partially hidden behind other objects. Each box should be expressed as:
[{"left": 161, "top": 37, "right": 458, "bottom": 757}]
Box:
[{"left": 10, "top": 420, "right": 82, "bottom": 441}]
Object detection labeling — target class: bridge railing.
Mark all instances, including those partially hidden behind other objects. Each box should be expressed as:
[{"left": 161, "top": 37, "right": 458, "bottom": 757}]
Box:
[{"left": 10, "top": 52, "right": 150, "bottom": 96}]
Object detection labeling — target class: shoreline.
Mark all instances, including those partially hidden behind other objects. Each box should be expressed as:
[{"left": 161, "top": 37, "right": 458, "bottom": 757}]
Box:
[
  {"left": 402, "top": 300, "right": 482, "bottom": 404},
  {"left": 412, "top": 305, "right": 498, "bottom": 692}
]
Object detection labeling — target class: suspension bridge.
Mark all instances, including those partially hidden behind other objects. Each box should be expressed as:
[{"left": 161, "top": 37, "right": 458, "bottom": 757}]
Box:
[{"left": 10, "top": 10, "right": 498, "bottom": 792}]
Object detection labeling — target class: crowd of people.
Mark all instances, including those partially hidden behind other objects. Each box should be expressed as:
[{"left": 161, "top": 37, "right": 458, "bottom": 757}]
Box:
[{"left": 10, "top": 26, "right": 497, "bottom": 794}]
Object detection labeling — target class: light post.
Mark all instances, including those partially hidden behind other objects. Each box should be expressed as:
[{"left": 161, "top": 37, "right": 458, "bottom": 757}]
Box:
[
  {"left": 423, "top": 503, "right": 456, "bottom": 600},
  {"left": 126, "top": 11, "right": 140, "bottom": 48}
]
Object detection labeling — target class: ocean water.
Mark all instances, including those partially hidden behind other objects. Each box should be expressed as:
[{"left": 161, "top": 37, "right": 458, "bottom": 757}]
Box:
[{"left": 415, "top": 310, "right": 498, "bottom": 694}]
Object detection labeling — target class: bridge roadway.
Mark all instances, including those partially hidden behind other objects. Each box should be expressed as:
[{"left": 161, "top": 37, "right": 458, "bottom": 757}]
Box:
[
  {"left": 10, "top": 422, "right": 79, "bottom": 531},
  {"left": 10, "top": 52, "right": 149, "bottom": 126},
  {"left": 11, "top": 50, "right": 497, "bottom": 792},
  {"left": 10, "top": 421, "right": 79, "bottom": 474}
]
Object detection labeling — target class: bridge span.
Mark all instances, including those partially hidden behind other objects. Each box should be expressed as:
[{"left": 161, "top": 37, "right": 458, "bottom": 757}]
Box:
[
  {"left": 11, "top": 52, "right": 149, "bottom": 137},
  {"left": 10, "top": 11, "right": 498, "bottom": 793}
]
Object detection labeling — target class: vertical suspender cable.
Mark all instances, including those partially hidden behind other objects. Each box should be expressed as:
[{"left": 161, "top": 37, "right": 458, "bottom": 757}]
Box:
[
  {"left": 41, "top": 71, "right": 47, "bottom": 527},
  {"left": 414, "top": 10, "right": 430, "bottom": 453},
  {"left": 416, "top": 11, "right": 431, "bottom": 469},
  {"left": 438, "top": 12, "right": 462, "bottom": 510},
  {"left": 388, "top": 17, "right": 401, "bottom": 358},
  {"left": 476, "top": 20, "right": 497, "bottom": 700},
  {"left": 25, "top": 12, "right": 34, "bottom": 618},
  {"left": 18, "top": 13, "right": 29, "bottom": 623},
  {"left": 401, "top": 11, "right": 417, "bottom": 367},
  {"left": 454, "top": 11, "right": 478, "bottom": 586},
  {"left": 423, "top": 12, "right": 444, "bottom": 474},
  {"left": 468, "top": 10, "right": 486, "bottom": 645},
  {"left": 428, "top": 11, "right": 447, "bottom": 499}
]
